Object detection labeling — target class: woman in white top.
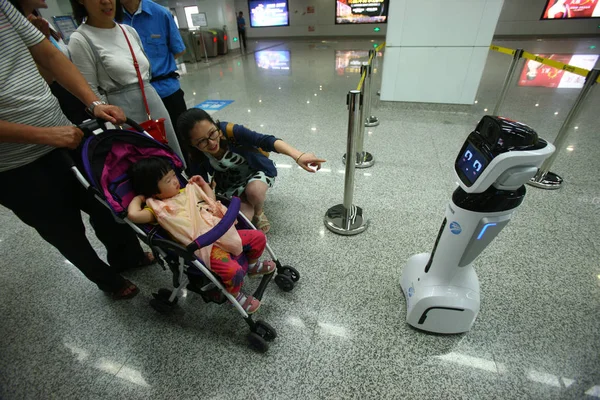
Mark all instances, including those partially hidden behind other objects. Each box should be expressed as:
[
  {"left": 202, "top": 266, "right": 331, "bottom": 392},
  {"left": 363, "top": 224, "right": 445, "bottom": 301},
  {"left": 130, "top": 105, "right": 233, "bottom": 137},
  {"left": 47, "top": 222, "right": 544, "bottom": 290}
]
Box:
[{"left": 67, "top": 0, "right": 185, "bottom": 163}]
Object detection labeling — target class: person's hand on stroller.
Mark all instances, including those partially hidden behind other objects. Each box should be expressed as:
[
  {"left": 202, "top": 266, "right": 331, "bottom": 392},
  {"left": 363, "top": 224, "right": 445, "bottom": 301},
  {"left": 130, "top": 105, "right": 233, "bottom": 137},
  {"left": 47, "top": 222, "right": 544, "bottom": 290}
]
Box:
[
  {"left": 91, "top": 103, "right": 127, "bottom": 125},
  {"left": 44, "top": 126, "right": 84, "bottom": 149},
  {"left": 189, "top": 175, "right": 216, "bottom": 201}
]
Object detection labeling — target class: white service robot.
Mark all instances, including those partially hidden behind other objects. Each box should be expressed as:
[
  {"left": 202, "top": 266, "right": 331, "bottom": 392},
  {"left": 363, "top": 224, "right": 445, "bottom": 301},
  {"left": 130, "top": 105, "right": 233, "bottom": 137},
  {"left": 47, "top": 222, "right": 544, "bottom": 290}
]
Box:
[{"left": 400, "top": 116, "right": 555, "bottom": 334}]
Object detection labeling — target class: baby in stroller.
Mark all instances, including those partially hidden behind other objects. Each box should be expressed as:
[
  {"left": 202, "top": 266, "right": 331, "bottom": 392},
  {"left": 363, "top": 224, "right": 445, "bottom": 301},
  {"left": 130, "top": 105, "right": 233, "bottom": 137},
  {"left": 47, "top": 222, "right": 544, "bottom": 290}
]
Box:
[{"left": 127, "top": 157, "right": 275, "bottom": 314}]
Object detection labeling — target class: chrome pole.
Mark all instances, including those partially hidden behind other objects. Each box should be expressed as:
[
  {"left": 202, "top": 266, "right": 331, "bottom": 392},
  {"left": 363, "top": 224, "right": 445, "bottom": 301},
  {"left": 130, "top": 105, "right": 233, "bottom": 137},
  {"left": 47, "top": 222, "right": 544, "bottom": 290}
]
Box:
[
  {"left": 365, "top": 50, "right": 379, "bottom": 127},
  {"left": 492, "top": 48, "right": 523, "bottom": 116},
  {"left": 344, "top": 63, "right": 374, "bottom": 168},
  {"left": 199, "top": 29, "right": 209, "bottom": 64},
  {"left": 528, "top": 68, "right": 599, "bottom": 190},
  {"left": 324, "top": 90, "right": 368, "bottom": 235}
]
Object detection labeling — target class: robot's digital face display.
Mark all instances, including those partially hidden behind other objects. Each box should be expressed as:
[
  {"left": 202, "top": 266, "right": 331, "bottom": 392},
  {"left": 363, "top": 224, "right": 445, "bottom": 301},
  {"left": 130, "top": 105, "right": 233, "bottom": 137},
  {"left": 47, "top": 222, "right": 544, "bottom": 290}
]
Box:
[{"left": 456, "top": 143, "right": 488, "bottom": 184}]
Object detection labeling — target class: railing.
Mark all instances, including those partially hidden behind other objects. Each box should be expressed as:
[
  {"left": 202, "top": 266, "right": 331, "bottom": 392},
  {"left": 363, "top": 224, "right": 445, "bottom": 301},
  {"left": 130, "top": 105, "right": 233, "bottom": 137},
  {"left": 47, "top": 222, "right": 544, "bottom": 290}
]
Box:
[
  {"left": 489, "top": 45, "right": 599, "bottom": 190},
  {"left": 324, "top": 42, "right": 385, "bottom": 235}
]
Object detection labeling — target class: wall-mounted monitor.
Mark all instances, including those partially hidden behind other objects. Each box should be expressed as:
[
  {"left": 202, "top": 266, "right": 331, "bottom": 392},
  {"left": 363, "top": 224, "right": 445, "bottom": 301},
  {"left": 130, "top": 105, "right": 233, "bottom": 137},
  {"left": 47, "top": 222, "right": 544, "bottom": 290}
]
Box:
[
  {"left": 255, "top": 50, "right": 291, "bottom": 74},
  {"left": 336, "top": 0, "right": 389, "bottom": 24},
  {"left": 540, "top": 0, "right": 600, "bottom": 19},
  {"left": 248, "top": 1, "right": 289, "bottom": 27},
  {"left": 518, "top": 54, "right": 599, "bottom": 88}
]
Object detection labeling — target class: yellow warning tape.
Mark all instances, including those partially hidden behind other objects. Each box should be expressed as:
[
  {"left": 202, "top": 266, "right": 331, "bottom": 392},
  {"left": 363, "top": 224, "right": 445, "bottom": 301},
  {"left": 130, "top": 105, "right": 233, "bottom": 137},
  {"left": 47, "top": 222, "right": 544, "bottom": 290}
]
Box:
[
  {"left": 489, "top": 45, "right": 592, "bottom": 79},
  {"left": 375, "top": 42, "right": 385, "bottom": 52},
  {"left": 521, "top": 51, "right": 589, "bottom": 78},
  {"left": 357, "top": 70, "right": 367, "bottom": 92},
  {"left": 489, "top": 45, "right": 516, "bottom": 56}
]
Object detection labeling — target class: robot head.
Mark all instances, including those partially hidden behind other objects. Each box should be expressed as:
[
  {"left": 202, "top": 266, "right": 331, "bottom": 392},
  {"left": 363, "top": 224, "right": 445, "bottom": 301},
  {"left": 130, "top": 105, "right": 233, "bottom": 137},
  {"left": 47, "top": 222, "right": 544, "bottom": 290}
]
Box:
[{"left": 455, "top": 116, "right": 555, "bottom": 193}]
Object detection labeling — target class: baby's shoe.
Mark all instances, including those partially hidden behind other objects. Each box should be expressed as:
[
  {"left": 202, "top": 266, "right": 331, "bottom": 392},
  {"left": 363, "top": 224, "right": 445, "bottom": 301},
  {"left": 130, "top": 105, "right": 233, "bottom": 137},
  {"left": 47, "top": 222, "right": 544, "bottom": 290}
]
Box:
[
  {"left": 234, "top": 292, "right": 261, "bottom": 314},
  {"left": 248, "top": 260, "right": 276, "bottom": 277}
]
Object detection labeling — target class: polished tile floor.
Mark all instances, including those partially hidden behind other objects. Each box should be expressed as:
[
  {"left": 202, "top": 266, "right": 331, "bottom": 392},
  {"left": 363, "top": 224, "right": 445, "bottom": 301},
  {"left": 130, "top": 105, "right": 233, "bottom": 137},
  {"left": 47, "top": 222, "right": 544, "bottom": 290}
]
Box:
[{"left": 1, "top": 37, "right": 599, "bottom": 399}]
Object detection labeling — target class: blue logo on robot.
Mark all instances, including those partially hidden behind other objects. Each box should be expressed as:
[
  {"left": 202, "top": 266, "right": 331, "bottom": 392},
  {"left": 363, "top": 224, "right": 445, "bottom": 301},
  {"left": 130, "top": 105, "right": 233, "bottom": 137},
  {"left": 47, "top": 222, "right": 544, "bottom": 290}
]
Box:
[{"left": 449, "top": 221, "right": 462, "bottom": 235}]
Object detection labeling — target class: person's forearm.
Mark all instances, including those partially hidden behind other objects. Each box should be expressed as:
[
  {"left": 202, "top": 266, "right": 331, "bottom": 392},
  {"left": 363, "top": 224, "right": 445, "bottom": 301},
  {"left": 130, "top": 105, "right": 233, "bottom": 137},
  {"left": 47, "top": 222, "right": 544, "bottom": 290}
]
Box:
[
  {"left": 174, "top": 50, "right": 185, "bottom": 59},
  {"left": 273, "top": 139, "right": 302, "bottom": 160},
  {"left": 0, "top": 120, "right": 51, "bottom": 145},
  {"left": 47, "top": 52, "right": 99, "bottom": 107}
]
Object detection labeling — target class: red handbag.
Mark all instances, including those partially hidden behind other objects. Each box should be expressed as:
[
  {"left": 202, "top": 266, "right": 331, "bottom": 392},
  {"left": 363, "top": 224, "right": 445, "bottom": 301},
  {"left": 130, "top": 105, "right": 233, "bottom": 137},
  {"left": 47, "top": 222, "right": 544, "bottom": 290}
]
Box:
[{"left": 118, "top": 24, "right": 168, "bottom": 144}]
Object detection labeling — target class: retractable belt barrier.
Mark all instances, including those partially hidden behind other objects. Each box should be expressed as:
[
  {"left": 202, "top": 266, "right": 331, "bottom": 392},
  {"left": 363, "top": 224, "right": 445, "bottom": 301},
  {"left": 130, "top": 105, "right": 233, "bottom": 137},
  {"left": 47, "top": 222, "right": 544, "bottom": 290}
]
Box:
[{"left": 489, "top": 44, "right": 599, "bottom": 190}]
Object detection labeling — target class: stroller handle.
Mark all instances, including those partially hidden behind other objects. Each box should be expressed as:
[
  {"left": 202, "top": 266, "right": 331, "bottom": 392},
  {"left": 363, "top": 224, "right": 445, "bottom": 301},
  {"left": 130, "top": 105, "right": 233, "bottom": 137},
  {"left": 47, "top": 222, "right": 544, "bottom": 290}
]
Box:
[
  {"left": 78, "top": 118, "right": 146, "bottom": 136},
  {"left": 186, "top": 197, "right": 242, "bottom": 253}
]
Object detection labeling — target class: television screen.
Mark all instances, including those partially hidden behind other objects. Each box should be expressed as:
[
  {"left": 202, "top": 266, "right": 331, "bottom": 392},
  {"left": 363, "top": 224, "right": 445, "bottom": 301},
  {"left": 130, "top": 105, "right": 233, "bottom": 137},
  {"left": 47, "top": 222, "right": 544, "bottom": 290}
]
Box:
[
  {"left": 541, "top": 0, "right": 600, "bottom": 19},
  {"left": 248, "top": 1, "right": 289, "bottom": 27},
  {"left": 518, "top": 54, "right": 599, "bottom": 88},
  {"left": 336, "top": 0, "right": 389, "bottom": 24},
  {"left": 255, "top": 50, "right": 291, "bottom": 73}
]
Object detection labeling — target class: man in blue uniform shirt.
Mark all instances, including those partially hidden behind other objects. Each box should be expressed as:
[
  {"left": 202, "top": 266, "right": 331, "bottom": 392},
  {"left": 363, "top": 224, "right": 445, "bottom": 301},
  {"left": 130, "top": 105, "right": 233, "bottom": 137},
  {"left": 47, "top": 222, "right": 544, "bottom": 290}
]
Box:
[{"left": 121, "top": 0, "right": 187, "bottom": 147}]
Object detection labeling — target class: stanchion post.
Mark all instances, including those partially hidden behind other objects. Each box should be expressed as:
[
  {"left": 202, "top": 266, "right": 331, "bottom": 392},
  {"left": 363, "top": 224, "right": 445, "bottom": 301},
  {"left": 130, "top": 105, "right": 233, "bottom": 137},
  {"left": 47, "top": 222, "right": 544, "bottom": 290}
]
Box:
[
  {"left": 324, "top": 90, "right": 368, "bottom": 235},
  {"left": 528, "top": 68, "right": 599, "bottom": 190},
  {"left": 199, "top": 29, "right": 209, "bottom": 64},
  {"left": 365, "top": 50, "right": 380, "bottom": 127},
  {"left": 355, "top": 64, "right": 367, "bottom": 156},
  {"left": 493, "top": 48, "right": 523, "bottom": 116},
  {"left": 343, "top": 64, "right": 374, "bottom": 168}
]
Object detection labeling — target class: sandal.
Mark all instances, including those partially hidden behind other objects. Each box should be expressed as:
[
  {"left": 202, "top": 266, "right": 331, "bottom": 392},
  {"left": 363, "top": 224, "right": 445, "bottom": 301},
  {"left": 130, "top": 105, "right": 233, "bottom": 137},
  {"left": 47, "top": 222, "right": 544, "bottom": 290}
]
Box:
[
  {"left": 252, "top": 212, "right": 271, "bottom": 234},
  {"left": 234, "top": 292, "right": 261, "bottom": 314},
  {"left": 112, "top": 280, "right": 139, "bottom": 300},
  {"left": 248, "top": 260, "right": 276, "bottom": 277}
]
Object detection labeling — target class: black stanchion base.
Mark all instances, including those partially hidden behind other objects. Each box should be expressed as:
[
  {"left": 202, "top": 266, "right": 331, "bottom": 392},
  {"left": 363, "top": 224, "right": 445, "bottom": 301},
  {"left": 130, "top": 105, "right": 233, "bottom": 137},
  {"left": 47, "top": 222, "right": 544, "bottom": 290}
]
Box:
[
  {"left": 324, "top": 204, "right": 368, "bottom": 236},
  {"left": 527, "top": 171, "right": 563, "bottom": 190}
]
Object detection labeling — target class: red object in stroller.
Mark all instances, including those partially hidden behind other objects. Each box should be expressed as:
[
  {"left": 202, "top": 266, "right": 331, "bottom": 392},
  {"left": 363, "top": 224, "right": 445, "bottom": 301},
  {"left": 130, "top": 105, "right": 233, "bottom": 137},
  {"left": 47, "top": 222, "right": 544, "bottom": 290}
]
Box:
[{"left": 63, "top": 119, "right": 300, "bottom": 352}]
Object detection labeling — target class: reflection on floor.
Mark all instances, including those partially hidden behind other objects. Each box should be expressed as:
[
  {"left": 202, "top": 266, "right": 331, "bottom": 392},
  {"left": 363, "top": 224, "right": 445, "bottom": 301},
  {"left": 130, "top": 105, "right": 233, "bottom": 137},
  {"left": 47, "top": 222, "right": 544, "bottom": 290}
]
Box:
[{"left": 1, "top": 37, "right": 599, "bottom": 399}]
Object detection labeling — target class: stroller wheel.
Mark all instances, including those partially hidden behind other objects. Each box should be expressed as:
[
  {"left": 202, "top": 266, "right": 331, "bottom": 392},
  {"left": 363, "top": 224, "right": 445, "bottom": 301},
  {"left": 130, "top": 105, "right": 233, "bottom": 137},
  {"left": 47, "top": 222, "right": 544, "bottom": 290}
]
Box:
[
  {"left": 247, "top": 332, "right": 269, "bottom": 353},
  {"left": 280, "top": 266, "right": 300, "bottom": 282},
  {"left": 157, "top": 289, "right": 179, "bottom": 304},
  {"left": 274, "top": 274, "right": 295, "bottom": 292},
  {"left": 150, "top": 289, "right": 178, "bottom": 313},
  {"left": 150, "top": 298, "right": 175, "bottom": 313},
  {"left": 255, "top": 320, "right": 277, "bottom": 341}
]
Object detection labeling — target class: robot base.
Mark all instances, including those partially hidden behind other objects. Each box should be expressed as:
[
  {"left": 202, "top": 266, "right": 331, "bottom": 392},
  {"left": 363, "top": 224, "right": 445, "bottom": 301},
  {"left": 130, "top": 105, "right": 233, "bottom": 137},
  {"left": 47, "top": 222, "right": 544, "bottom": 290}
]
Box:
[{"left": 400, "top": 253, "right": 480, "bottom": 334}]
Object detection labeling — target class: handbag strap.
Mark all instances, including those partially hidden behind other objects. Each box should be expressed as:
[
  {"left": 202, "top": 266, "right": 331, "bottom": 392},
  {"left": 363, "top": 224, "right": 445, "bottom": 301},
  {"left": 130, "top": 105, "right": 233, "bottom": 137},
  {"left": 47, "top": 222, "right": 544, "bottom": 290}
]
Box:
[{"left": 118, "top": 24, "right": 151, "bottom": 120}]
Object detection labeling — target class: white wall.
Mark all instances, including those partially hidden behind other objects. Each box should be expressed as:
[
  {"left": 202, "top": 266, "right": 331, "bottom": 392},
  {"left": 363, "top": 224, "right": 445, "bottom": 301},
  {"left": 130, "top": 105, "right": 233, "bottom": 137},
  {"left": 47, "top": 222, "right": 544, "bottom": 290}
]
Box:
[
  {"left": 37, "top": 0, "right": 72, "bottom": 21},
  {"left": 381, "top": 0, "right": 504, "bottom": 105},
  {"left": 234, "top": 0, "right": 388, "bottom": 38},
  {"left": 495, "top": 0, "right": 600, "bottom": 37},
  {"left": 37, "top": 0, "right": 600, "bottom": 40}
]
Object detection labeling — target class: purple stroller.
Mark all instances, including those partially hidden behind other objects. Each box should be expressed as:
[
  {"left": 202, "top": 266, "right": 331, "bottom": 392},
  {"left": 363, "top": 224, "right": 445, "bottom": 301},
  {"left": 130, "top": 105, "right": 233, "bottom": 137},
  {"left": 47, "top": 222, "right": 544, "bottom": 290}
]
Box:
[{"left": 66, "top": 119, "right": 300, "bottom": 352}]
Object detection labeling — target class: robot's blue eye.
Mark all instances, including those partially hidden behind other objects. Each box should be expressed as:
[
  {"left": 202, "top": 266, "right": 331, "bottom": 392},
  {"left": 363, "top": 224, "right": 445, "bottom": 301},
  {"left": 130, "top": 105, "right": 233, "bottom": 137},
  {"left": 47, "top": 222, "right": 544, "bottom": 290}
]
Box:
[{"left": 473, "top": 161, "right": 482, "bottom": 172}]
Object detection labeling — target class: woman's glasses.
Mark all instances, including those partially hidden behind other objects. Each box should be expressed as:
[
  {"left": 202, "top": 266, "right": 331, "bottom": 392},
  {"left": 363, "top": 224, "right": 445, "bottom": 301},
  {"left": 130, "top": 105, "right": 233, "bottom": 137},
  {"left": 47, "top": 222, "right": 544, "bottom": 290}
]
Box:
[{"left": 195, "top": 129, "right": 220, "bottom": 149}]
